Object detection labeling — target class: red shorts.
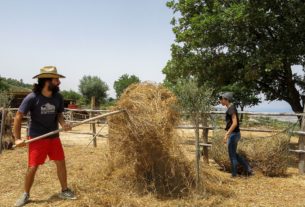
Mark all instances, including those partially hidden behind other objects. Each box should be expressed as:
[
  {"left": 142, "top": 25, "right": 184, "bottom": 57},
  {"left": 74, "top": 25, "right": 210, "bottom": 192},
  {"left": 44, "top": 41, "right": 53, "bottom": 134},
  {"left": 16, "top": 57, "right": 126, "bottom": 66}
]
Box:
[{"left": 28, "top": 137, "right": 65, "bottom": 167}]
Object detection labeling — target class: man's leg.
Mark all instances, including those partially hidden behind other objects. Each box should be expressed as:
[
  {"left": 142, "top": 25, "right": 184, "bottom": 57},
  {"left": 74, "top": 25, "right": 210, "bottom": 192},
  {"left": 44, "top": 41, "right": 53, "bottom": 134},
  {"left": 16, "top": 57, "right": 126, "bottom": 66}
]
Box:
[
  {"left": 54, "top": 160, "right": 67, "bottom": 191},
  {"left": 15, "top": 165, "right": 39, "bottom": 206},
  {"left": 24, "top": 166, "right": 39, "bottom": 194},
  {"left": 50, "top": 138, "right": 76, "bottom": 200},
  {"left": 48, "top": 138, "right": 67, "bottom": 190},
  {"left": 55, "top": 159, "right": 76, "bottom": 200}
]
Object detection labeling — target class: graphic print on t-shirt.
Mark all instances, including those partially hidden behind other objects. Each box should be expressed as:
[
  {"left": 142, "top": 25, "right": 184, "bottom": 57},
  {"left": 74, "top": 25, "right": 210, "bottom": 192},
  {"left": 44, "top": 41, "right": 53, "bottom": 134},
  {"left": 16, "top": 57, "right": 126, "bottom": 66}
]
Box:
[{"left": 41, "top": 103, "right": 56, "bottom": 114}]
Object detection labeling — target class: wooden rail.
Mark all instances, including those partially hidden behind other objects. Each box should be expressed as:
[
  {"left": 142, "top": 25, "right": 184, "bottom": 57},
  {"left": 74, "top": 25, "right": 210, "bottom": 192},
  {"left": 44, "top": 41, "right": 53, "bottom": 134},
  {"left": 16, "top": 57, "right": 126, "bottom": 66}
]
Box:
[
  {"left": 179, "top": 109, "right": 305, "bottom": 175},
  {"left": 7, "top": 108, "right": 110, "bottom": 113},
  {"left": 179, "top": 123, "right": 305, "bottom": 174},
  {"left": 65, "top": 108, "right": 110, "bottom": 113},
  {"left": 4, "top": 106, "right": 305, "bottom": 174},
  {"left": 208, "top": 111, "right": 305, "bottom": 116},
  {"left": 13, "top": 110, "right": 124, "bottom": 148},
  {"left": 176, "top": 125, "right": 283, "bottom": 133}
]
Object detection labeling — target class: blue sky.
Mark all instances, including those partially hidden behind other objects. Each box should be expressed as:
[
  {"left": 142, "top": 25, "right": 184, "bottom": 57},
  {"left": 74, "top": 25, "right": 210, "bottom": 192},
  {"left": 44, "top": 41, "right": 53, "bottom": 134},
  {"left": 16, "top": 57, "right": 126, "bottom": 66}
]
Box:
[{"left": 0, "top": 0, "right": 297, "bottom": 112}]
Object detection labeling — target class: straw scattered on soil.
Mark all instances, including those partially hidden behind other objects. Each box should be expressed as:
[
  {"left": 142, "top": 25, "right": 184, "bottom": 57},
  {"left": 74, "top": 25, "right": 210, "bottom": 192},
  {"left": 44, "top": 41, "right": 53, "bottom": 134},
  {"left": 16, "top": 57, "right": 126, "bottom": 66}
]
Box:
[{"left": 1, "top": 144, "right": 305, "bottom": 207}]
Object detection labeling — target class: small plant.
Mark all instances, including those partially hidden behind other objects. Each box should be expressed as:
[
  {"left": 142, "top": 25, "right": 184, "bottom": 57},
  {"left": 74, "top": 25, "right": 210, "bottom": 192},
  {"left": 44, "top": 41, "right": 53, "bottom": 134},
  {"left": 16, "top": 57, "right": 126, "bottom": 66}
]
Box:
[{"left": 173, "top": 78, "right": 216, "bottom": 188}]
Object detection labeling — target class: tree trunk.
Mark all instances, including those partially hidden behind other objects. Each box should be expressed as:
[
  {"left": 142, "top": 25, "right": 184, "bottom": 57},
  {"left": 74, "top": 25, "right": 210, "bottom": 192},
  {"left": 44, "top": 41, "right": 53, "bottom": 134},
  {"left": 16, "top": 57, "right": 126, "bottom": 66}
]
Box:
[
  {"left": 283, "top": 62, "right": 303, "bottom": 113},
  {"left": 257, "top": 62, "right": 303, "bottom": 114}
]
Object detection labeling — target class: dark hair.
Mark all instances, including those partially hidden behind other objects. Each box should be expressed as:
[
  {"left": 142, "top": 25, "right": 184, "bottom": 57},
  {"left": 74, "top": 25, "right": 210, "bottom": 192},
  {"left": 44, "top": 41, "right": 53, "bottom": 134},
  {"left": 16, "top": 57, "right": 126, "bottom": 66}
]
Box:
[{"left": 32, "top": 78, "right": 52, "bottom": 94}]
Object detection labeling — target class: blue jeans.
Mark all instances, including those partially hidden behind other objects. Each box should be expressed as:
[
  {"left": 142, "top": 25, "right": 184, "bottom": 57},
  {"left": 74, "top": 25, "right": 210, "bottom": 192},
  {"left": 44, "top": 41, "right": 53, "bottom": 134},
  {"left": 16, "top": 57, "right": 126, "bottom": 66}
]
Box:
[{"left": 227, "top": 132, "right": 251, "bottom": 176}]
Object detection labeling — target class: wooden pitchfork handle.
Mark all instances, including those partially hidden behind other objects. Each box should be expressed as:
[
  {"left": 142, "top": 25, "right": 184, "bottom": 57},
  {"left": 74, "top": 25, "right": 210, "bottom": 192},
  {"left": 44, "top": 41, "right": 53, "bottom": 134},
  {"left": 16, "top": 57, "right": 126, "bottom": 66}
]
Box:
[{"left": 13, "top": 109, "right": 125, "bottom": 148}]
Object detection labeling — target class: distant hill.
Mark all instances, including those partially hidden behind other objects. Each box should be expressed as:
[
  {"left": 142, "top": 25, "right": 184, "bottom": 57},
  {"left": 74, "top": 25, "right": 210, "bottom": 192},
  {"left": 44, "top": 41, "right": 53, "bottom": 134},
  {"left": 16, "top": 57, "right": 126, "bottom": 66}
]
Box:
[{"left": 0, "top": 76, "right": 32, "bottom": 92}]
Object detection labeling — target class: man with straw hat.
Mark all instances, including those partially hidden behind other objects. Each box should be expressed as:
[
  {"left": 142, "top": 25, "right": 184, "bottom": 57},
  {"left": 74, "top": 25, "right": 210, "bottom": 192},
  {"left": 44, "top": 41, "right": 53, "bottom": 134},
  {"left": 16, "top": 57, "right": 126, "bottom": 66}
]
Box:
[
  {"left": 219, "top": 92, "right": 253, "bottom": 178},
  {"left": 13, "top": 66, "right": 76, "bottom": 207}
]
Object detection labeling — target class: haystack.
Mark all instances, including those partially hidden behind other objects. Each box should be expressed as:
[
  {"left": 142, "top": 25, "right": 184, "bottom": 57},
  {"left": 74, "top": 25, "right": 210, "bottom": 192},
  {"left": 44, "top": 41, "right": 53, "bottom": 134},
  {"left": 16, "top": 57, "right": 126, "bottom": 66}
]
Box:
[
  {"left": 210, "top": 130, "right": 290, "bottom": 176},
  {"left": 107, "top": 83, "right": 195, "bottom": 197}
]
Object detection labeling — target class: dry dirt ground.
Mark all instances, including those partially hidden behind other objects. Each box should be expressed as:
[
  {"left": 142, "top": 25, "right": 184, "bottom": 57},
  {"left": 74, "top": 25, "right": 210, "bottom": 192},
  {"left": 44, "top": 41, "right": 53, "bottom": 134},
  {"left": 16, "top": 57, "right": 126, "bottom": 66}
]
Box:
[{"left": 0, "top": 125, "right": 305, "bottom": 207}]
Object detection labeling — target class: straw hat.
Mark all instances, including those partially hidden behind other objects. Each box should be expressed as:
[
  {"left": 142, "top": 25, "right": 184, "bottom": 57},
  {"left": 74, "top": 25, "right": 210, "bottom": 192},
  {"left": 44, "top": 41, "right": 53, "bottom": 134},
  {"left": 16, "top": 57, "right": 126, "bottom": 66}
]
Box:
[{"left": 32, "top": 66, "right": 65, "bottom": 79}]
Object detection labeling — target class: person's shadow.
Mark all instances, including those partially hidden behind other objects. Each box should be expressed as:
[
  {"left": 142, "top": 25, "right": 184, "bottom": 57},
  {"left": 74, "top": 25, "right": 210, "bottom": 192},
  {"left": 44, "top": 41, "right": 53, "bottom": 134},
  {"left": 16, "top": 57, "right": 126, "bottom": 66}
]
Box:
[{"left": 26, "top": 194, "right": 62, "bottom": 206}]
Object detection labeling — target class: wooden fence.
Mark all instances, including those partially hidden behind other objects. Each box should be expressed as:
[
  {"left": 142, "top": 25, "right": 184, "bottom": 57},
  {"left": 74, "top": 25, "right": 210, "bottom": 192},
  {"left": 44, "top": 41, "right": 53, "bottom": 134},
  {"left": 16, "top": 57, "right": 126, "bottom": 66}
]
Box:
[
  {"left": 0, "top": 107, "right": 111, "bottom": 153},
  {"left": 1, "top": 107, "right": 305, "bottom": 176},
  {"left": 177, "top": 110, "right": 305, "bottom": 176}
]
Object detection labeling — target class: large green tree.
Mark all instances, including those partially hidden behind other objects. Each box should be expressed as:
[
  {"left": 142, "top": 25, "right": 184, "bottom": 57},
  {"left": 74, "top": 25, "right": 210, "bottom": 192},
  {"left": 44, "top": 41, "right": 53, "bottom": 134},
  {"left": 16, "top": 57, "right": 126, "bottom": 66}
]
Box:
[
  {"left": 164, "top": 0, "right": 305, "bottom": 112},
  {"left": 113, "top": 74, "right": 140, "bottom": 98},
  {"left": 79, "top": 75, "right": 109, "bottom": 106}
]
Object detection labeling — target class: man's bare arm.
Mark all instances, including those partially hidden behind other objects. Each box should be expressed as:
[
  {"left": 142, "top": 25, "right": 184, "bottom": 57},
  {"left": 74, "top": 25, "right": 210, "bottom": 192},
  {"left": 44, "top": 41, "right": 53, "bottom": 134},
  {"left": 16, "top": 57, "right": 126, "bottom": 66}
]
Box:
[
  {"left": 13, "top": 111, "right": 27, "bottom": 147},
  {"left": 58, "top": 113, "right": 71, "bottom": 131},
  {"left": 13, "top": 111, "right": 24, "bottom": 141}
]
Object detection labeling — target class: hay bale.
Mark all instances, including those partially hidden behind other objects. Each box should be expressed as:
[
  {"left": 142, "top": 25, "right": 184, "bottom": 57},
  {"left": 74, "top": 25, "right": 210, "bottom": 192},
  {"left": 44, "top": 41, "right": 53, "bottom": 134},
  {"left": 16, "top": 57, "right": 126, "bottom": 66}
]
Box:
[
  {"left": 108, "top": 83, "right": 195, "bottom": 197},
  {"left": 210, "top": 130, "right": 290, "bottom": 176},
  {"left": 209, "top": 130, "right": 247, "bottom": 174},
  {"left": 243, "top": 134, "right": 290, "bottom": 176}
]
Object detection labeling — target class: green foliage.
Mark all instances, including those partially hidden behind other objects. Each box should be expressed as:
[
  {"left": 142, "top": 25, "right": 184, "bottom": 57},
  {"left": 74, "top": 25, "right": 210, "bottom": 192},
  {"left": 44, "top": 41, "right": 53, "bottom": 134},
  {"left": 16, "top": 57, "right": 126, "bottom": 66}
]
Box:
[
  {"left": 100, "top": 97, "right": 117, "bottom": 110},
  {"left": 60, "top": 90, "right": 82, "bottom": 102},
  {"left": 221, "top": 83, "right": 261, "bottom": 110},
  {"left": 0, "top": 76, "right": 27, "bottom": 107},
  {"left": 0, "top": 78, "right": 11, "bottom": 107},
  {"left": 164, "top": 0, "right": 305, "bottom": 112},
  {"left": 0, "top": 77, "right": 9, "bottom": 92},
  {"left": 0, "top": 76, "right": 31, "bottom": 92},
  {"left": 79, "top": 75, "right": 109, "bottom": 106},
  {"left": 113, "top": 74, "right": 140, "bottom": 98},
  {"left": 4, "top": 78, "right": 32, "bottom": 89},
  {"left": 173, "top": 78, "right": 215, "bottom": 122},
  {"left": 60, "top": 89, "right": 85, "bottom": 106}
]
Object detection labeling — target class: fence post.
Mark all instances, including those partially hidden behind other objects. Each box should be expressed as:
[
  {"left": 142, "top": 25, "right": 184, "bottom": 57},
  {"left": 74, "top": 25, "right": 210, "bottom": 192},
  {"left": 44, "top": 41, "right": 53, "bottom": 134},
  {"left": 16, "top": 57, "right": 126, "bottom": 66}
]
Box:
[
  {"left": 299, "top": 107, "right": 305, "bottom": 174},
  {"left": 91, "top": 96, "right": 97, "bottom": 147},
  {"left": 202, "top": 115, "right": 209, "bottom": 163},
  {"left": 194, "top": 116, "right": 201, "bottom": 190},
  {"left": 0, "top": 108, "right": 5, "bottom": 154}
]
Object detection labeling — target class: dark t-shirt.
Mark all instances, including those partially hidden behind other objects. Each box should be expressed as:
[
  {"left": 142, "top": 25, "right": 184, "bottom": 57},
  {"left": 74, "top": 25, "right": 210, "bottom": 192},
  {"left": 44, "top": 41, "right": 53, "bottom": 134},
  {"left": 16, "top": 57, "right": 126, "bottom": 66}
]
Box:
[
  {"left": 18, "top": 92, "right": 64, "bottom": 138},
  {"left": 225, "top": 104, "right": 240, "bottom": 132}
]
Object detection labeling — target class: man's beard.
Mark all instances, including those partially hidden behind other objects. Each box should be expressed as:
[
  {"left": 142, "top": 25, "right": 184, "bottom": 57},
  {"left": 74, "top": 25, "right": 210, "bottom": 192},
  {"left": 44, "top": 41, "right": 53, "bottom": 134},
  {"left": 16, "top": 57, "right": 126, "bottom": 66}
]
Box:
[{"left": 48, "top": 83, "right": 60, "bottom": 93}]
